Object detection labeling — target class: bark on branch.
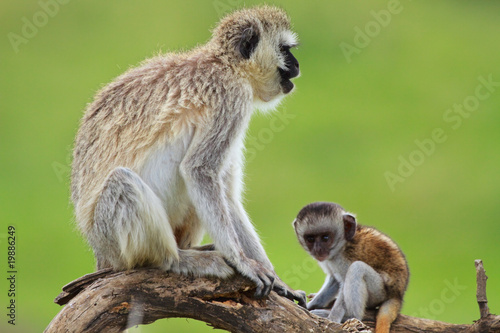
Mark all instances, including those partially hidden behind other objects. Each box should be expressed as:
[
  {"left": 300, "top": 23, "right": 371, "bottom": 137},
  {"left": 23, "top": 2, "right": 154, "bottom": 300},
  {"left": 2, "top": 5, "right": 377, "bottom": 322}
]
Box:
[{"left": 45, "top": 260, "right": 500, "bottom": 333}]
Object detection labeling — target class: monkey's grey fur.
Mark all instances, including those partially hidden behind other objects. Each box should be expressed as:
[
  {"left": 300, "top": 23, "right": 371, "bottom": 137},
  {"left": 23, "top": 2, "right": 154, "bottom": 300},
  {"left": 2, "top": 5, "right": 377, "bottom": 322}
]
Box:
[
  {"left": 71, "top": 6, "right": 304, "bottom": 304},
  {"left": 293, "top": 202, "right": 409, "bottom": 332}
]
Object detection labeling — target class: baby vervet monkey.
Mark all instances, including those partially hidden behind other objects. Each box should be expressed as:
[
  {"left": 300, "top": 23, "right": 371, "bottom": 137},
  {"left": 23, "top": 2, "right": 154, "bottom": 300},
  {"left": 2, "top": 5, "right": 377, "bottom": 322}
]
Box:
[
  {"left": 71, "top": 6, "right": 305, "bottom": 305},
  {"left": 293, "top": 202, "right": 409, "bottom": 333}
]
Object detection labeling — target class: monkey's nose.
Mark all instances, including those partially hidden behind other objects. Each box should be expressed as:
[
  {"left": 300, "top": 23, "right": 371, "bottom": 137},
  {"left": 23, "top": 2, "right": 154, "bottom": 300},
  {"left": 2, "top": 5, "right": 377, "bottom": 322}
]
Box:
[{"left": 288, "top": 58, "right": 300, "bottom": 79}]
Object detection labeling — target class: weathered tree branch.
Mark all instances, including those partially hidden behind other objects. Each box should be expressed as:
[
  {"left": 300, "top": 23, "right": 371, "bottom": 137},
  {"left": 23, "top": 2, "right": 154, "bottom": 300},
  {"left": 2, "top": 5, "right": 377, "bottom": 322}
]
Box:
[
  {"left": 45, "top": 269, "right": 343, "bottom": 333},
  {"left": 475, "top": 259, "right": 490, "bottom": 319},
  {"left": 45, "top": 260, "right": 500, "bottom": 333}
]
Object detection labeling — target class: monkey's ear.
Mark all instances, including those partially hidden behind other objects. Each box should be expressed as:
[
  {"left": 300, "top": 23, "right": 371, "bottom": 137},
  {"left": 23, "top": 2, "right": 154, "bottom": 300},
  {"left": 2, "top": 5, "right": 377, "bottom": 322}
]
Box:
[
  {"left": 343, "top": 213, "right": 357, "bottom": 241},
  {"left": 239, "top": 26, "right": 260, "bottom": 59}
]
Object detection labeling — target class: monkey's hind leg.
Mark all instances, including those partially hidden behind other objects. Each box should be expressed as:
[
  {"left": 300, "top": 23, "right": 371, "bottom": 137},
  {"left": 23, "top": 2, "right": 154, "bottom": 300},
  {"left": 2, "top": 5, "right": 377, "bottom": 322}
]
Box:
[
  {"left": 342, "top": 261, "right": 386, "bottom": 321},
  {"left": 327, "top": 286, "right": 346, "bottom": 323},
  {"left": 91, "top": 167, "right": 179, "bottom": 270},
  {"left": 375, "top": 298, "right": 401, "bottom": 333},
  {"left": 92, "top": 167, "right": 234, "bottom": 278}
]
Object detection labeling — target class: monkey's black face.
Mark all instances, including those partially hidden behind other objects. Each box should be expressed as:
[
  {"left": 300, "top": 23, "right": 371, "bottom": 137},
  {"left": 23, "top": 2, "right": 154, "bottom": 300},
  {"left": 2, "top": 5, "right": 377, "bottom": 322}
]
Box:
[
  {"left": 304, "top": 231, "right": 334, "bottom": 261},
  {"left": 278, "top": 46, "right": 300, "bottom": 94}
]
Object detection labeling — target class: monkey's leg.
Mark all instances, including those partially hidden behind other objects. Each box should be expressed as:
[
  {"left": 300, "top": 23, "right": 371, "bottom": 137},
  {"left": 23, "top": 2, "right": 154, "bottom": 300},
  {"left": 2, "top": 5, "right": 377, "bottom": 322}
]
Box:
[
  {"left": 307, "top": 275, "right": 339, "bottom": 310},
  {"left": 326, "top": 286, "right": 346, "bottom": 323},
  {"left": 92, "top": 167, "right": 179, "bottom": 270},
  {"left": 92, "top": 167, "right": 233, "bottom": 277},
  {"left": 342, "top": 261, "right": 386, "bottom": 321},
  {"left": 375, "top": 298, "right": 401, "bottom": 333}
]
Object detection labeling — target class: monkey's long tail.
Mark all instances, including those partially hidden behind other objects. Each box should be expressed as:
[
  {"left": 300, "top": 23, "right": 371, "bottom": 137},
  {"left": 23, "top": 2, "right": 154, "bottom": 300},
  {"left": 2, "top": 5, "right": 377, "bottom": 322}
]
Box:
[{"left": 375, "top": 298, "right": 401, "bottom": 333}]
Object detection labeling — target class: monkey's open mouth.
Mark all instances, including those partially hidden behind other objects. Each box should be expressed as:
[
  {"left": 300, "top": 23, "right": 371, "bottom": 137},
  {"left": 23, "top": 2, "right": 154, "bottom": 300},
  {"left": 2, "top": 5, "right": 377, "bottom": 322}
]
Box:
[
  {"left": 281, "top": 79, "right": 294, "bottom": 94},
  {"left": 279, "top": 66, "right": 297, "bottom": 94}
]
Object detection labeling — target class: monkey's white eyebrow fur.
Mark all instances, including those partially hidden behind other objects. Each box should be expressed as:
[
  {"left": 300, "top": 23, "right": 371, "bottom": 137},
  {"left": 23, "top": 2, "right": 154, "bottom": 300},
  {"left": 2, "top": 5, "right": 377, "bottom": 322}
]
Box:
[{"left": 282, "top": 31, "right": 299, "bottom": 47}]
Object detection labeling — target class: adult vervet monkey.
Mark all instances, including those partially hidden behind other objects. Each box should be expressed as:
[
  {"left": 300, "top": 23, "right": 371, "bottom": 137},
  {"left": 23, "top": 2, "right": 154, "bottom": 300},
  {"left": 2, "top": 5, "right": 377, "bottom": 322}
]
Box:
[{"left": 71, "top": 6, "right": 304, "bottom": 304}]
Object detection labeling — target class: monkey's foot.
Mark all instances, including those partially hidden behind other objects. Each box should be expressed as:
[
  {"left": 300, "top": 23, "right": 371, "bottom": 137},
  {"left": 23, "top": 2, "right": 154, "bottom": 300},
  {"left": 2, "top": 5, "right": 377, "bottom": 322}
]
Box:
[{"left": 310, "top": 309, "right": 331, "bottom": 318}]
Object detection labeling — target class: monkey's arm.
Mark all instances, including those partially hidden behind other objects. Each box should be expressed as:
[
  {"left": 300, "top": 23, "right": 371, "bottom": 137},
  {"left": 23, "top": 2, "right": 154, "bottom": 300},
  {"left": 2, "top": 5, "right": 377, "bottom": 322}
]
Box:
[
  {"left": 224, "top": 157, "right": 273, "bottom": 268},
  {"left": 307, "top": 275, "right": 339, "bottom": 310},
  {"left": 228, "top": 199, "right": 307, "bottom": 305},
  {"left": 222, "top": 160, "right": 306, "bottom": 306},
  {"left": 180, "top": 97, "right": 277, "bottom": 298}
]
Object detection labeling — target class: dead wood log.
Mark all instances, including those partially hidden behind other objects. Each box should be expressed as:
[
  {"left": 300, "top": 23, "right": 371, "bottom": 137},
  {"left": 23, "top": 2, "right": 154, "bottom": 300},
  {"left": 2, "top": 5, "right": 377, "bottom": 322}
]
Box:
[{"left": 45, "top": 260, "right": 500, "bottom": 333}]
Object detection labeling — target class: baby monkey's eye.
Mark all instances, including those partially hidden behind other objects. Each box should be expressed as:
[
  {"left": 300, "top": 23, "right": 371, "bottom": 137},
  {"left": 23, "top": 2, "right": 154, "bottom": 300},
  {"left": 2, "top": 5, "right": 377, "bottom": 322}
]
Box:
[
  {"left": 305, "top": 236, "right": 315, "bottom": 244},
  {"left": 321, "top": 235, "right": 330, "bottom": 242}
]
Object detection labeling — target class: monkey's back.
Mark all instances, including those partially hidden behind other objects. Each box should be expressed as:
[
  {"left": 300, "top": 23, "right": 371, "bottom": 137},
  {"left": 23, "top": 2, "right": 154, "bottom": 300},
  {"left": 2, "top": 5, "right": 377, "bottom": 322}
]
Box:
[
  {"left": 71, "top": 49, "right": 247, "bottom": 234},
  {"left": 344, "top": 225, "right": 409, "bottom": 299}
]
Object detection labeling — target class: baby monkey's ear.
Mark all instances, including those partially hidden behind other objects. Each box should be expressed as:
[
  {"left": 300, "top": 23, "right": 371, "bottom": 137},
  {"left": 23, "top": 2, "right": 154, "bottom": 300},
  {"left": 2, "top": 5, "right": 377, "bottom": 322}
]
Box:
[{"left": 343, "top": 213, "right": 356, "bottom": 241}]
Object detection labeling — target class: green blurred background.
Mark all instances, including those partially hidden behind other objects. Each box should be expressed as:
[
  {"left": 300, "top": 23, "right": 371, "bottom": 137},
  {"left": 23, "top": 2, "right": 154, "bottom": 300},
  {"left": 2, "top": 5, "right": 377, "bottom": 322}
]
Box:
[{"left": 1, "top": 0, "right": 499, "bottom": 332}]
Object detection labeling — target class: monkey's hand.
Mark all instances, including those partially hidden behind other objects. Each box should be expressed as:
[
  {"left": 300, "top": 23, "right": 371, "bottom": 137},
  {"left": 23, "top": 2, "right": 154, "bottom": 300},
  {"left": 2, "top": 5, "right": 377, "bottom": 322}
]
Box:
[
  {"left": 233, "top": 257, "right": 277, "bottom": 299},
  {"left": 307, "top": 293, "right": 317, "bottom": 300},
  {"left": 273, "top": 277, "right": 307, "bottom": 307},
  {"left": 228, "top": 257, "right": 306, "bottom": 306},
  {"left": 233, "top": 257, "right": 307, "bottom": 307}
]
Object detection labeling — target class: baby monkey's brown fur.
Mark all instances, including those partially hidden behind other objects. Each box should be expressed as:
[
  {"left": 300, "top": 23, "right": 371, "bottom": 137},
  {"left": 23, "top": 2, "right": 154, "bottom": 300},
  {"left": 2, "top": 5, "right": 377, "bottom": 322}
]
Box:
[{"left": 293, "top": 202, "right": 409, "bottom": 333}]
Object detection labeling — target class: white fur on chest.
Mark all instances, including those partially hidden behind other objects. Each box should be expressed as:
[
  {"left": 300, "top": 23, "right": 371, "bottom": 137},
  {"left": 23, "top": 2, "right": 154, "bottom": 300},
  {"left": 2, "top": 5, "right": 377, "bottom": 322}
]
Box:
[
  {"left": 139, "top": 130, "right": 194, "bottom": 227},
  {"left": 319, "top": 254, "right": 351, "bottom": 284}
]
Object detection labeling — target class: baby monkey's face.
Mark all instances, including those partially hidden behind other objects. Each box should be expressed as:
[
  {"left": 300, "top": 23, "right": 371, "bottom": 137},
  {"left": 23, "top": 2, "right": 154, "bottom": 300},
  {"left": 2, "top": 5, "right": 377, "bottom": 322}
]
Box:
[
  {"left": 303, "top": 229, "right": 335, "bottom": 261},
  {"left": 293, "top": 202, "right": 356, "bottom": 262}
]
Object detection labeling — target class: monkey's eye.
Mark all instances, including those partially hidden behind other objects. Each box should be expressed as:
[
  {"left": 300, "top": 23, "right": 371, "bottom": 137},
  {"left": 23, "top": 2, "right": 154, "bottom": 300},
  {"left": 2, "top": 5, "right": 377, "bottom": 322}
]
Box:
[
  {"left": 280, "top": 43, "right": 298, "bottom": 51},
  {"left": 280, "top": 45, "right": 291, "bottom": 52},
  {"left": 305, "top": 236, "right": 315, "bottom": 244},
  {"left": 321, "top": 235, "right": 330, "bottom": 242}
]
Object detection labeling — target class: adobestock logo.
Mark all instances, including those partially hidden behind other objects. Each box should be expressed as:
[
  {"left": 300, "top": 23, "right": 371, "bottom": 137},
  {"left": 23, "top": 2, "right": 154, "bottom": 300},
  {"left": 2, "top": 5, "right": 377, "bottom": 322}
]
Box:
[
  {"left": 410, "top": 278, "right": 466, "bottom": 320},
  {"left": 245, "top": 109, "right": 296, "bottom": 163},
  {"left": 340, "top": 0, "right": 412, "bottom": 64},
  {"left": 280, "top": 256, "right": 319, "bottom": 290},
  {"left": 384, "top": 74, "right": 498, "bottom": 192},
  {"left": 8, "top": 0, "right": 73, "bottom": 54}
]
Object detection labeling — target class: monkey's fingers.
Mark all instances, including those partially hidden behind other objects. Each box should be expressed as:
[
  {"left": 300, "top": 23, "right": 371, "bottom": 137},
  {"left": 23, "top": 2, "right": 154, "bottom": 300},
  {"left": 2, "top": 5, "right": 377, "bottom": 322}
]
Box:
[
  {"left": 231, "top": 256, "right": 281, "bottom": 299},
  {"left": 273, "top": 279, "right": 307, "bottom": 307},
  {"left": 274, "top": 287, "right": 306, "bottom": 307},
  {"left": 293, "top": 290, "right": 307, "bottom": 307},
  {"left": 254, "top": 270, "right": 275, "bottom": 298},
  {"left": 286, "top": 289, "right": 307, "bottom": 307},
  {"left": 237, "top": 259, "right": 276, "bottom": 299}
]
